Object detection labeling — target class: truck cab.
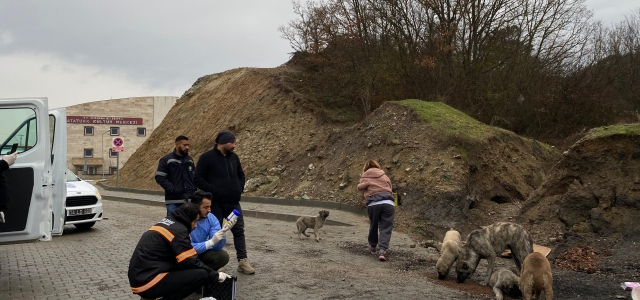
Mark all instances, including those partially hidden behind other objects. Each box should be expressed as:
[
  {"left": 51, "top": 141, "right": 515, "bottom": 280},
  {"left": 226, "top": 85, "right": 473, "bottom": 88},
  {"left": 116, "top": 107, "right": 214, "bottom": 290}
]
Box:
[{"left": 0, "top": 98, "right": 67, "bottom": 243}]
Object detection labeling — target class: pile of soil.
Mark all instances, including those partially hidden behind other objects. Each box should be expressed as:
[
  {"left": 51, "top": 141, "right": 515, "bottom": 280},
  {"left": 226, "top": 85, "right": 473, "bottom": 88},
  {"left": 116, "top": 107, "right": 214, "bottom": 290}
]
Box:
[
  {"left": 519, "top": 124, "right": 640, "bottom": 245},
  {"left": 109, "top": 66, "right": 559, "bottom": 241}
]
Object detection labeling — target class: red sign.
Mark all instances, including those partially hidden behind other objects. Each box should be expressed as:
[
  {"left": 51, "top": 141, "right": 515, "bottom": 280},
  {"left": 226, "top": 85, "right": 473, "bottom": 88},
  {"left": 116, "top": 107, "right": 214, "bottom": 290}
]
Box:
[
  {"left": 67, "top": 116, "right": 143, "bottom": 125},
  {"left": 112, "top": 138, "right": 124, "bottom": 152},
  {"left": 112, "top": 137, "right": 124, "bottom": 147}
]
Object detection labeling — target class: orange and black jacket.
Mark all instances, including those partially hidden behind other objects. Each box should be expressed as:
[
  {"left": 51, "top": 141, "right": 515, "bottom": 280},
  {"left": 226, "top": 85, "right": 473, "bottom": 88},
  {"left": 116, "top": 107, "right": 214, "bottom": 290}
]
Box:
[{"left": 127, "top": 208, "right": 216, "bottom": 294}]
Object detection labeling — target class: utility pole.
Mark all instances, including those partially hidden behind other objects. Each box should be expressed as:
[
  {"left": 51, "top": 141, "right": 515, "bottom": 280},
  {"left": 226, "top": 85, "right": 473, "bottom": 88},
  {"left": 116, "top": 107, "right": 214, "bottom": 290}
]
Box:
[{"left": 101, "top": 130, "right": 110, "bottom": 180}]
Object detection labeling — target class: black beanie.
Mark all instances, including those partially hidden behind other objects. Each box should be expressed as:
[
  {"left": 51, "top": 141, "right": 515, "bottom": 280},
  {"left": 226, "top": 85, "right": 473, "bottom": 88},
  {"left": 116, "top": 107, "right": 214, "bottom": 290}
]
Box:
[{"left": 215, "top": 130, "right": 236, "bottom": 144}]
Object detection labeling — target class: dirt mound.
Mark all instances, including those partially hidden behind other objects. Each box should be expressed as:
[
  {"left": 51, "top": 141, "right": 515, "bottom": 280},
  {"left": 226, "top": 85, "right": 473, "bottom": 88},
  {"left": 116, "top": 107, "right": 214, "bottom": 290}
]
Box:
[
  {"left": 519, "top": 124, "right": 640, "bottom": 245},
  {"left": 107, "top": 67, "right": 339, "bottom": 191},
  {"left": 110, "top": 67, "right": 559, "bottom": 240}
]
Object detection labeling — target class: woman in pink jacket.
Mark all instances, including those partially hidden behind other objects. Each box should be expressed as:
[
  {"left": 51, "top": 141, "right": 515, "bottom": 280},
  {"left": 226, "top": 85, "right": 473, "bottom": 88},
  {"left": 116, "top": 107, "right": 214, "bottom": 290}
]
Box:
[{"left": 357, "top": 159, "right": 395, "bottom": 261}]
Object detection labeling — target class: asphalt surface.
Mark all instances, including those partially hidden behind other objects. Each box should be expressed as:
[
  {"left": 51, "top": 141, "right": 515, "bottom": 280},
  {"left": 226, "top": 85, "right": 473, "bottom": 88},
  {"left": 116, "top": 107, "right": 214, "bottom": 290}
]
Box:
[{"left": 0, "top": 198, "right": 484, "bottom": 300}]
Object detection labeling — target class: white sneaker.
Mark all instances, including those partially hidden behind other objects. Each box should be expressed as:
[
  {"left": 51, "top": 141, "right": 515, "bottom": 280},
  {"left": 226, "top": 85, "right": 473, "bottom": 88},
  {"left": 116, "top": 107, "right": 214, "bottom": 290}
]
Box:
[{"left": 199, "top": 297, "right": 217, "bottom": 300}]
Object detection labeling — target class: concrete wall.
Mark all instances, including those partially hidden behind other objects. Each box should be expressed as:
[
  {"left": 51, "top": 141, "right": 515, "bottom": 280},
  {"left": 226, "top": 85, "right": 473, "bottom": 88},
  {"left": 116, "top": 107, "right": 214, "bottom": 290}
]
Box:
[
  {"left": 66, "top": 96, "right": 177, "bottom": 175},
  {"left": 153, "top": 96, "right": 178, "bottom": 130}
]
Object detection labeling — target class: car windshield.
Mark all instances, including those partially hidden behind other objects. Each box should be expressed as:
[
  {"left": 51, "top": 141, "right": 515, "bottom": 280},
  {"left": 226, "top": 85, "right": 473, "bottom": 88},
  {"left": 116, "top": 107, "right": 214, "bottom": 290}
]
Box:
[{"left": 66, "top": 170, "right": 81, "bottom": 182}]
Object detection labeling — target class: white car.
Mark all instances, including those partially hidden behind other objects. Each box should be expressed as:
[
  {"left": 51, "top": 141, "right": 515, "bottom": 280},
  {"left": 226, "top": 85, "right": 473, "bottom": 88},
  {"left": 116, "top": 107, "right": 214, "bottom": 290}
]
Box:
[{"left": 65, "top": 169, "right": 103, "bottom": 229}]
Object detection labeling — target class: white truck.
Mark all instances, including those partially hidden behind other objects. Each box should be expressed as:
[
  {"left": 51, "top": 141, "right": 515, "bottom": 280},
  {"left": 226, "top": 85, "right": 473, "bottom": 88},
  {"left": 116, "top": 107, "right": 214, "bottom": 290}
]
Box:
[{"left": 0, "top": 98, "right": 97, "bottom": 243}]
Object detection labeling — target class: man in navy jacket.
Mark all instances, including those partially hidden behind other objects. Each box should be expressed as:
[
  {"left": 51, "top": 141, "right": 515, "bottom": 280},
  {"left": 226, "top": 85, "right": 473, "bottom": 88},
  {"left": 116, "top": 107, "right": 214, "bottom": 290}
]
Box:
[
  {"left": 155, "top": 136, "right": 196, "bottom": 216},
  {"left": 194, "top": 130, "right": 255, "bottom": 275}
]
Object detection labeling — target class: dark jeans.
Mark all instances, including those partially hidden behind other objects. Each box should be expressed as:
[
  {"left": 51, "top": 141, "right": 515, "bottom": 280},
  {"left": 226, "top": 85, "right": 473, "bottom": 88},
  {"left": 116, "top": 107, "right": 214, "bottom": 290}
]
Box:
[
  {"left": 166, "top": 203, "right": 182, "bottom": 217},
  {"left": 210, "top": 202, "right": 248, "bottom": 260},
  {"left": 367, "top": 204, "right": 395, "bottom": 251},
  {"left": 199, "top": 249, "right": 230, "bottom": 271},
  {"left": 137, "top": 269, "right": 208, "bottom": 300}
]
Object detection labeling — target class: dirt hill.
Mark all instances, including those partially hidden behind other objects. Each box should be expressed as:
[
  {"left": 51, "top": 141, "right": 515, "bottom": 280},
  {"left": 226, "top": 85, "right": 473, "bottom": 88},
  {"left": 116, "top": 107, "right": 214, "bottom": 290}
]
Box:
[
  {"left": 519, "top": 124, "right": 640, "bottom": 245},
  {"left": 108, "top": 66, "right": 561, "bottom": 240}
]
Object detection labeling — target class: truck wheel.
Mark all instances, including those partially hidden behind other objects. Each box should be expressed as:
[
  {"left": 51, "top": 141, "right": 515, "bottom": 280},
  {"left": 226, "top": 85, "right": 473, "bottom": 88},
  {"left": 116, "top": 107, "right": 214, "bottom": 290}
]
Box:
[{"left": 74, "top": 222, "right": 96, "bottom": 230}]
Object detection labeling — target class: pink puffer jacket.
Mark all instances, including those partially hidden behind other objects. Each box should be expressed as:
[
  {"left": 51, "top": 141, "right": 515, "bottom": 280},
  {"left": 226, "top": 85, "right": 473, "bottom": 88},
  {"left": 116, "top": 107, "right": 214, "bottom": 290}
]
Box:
[{"left": 357, "top": 168, "right": 392, "bottom": 198}]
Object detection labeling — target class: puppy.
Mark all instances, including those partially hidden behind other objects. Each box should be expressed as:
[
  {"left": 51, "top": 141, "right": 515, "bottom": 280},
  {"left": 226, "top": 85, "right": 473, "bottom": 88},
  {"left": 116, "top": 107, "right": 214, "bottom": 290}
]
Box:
[
  {"left": 436, "top": 229, "right": 462, "bottom": 279},
  {"left": 490, "top": 268, "right": 522, "bottom": 300},
  {"left": 294, "top": 210, "right": 330, "bottom": 242},
  {"left": 456, "top": 222, "right": 533, "bottom": 285},
  {"left": 519, "top": 252, "right": 553, "bottom": 300}
]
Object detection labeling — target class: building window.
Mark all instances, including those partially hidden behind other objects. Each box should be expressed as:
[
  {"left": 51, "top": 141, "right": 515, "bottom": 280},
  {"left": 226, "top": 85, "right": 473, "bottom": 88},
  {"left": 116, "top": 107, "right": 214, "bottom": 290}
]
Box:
[
  {"left": 110, "top": 127, "right": 120, "bottom": 136},
  {"left": 84, "top": 126, "right": 94, "bottom": 136},
  {"left": 110, "top": 167, "right": 118, "bottom": 174},
  {"left": 87, "top": 166, "right": 96, "bottom": 175},
  {"left": 109, "top": 149, "right": 118, "bottom": 158},
  {"left": 84, "top": 148, "right": 93, "bottom": 158},
  {"left": 137, "top": 127, "right": 146, "bottom": 137}
]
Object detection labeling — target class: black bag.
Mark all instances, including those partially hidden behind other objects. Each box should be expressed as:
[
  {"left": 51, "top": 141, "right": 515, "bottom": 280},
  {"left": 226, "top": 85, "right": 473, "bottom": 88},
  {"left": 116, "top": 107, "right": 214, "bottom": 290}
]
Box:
[{"left": 202, "top": 276, "right": 237, "bottom": 300}]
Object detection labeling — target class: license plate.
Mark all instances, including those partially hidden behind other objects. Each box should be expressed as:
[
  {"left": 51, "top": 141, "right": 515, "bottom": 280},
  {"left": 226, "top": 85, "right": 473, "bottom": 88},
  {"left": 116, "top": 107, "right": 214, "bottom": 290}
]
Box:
[{"left": 68, "top": 208, "right": 92, "bottom": 216}]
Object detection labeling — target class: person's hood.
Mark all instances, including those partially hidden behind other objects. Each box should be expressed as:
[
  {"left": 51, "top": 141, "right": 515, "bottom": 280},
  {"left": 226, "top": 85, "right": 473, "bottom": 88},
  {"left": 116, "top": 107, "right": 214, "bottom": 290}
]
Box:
[
  {"left": 170, "top": 208, "right": 193, "bottom": 230},
  {"left": 362, "top": 168, "right": 386, "bottom": 178}
]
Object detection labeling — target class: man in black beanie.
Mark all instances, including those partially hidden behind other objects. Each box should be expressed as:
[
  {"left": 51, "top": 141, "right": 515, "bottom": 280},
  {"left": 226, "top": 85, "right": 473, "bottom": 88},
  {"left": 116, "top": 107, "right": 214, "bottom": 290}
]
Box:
[{"left": 194, "top": 130, "right": 255, "bottom": 274}]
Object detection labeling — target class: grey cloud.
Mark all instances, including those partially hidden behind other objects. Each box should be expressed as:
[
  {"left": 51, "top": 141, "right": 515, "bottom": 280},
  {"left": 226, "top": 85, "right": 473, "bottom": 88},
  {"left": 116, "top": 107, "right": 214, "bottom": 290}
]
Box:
[{"left": 0, "top": 0, "right": 296, "bottom": 92}]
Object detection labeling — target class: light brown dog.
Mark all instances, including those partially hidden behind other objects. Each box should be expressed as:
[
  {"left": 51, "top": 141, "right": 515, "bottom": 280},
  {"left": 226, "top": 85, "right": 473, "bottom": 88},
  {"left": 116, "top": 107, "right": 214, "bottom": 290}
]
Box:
[
  {"left": 519, "top": 252, "right": 553, "bottom": 300},
  {"left": 294, "top": 210, "right": 330, "bottom": 242},
  {"left": 436, "top": 229, "right": 462, "bottom": 279},
  {"left": 490, "top": 268, "right": 522, "bottom": 300}
]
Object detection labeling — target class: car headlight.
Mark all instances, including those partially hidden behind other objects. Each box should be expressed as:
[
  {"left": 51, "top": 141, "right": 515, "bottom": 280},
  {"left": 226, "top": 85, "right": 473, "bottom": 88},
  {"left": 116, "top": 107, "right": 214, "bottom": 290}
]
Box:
[{"left": 95, "top": 190, "right": 101, "bottom": 199}]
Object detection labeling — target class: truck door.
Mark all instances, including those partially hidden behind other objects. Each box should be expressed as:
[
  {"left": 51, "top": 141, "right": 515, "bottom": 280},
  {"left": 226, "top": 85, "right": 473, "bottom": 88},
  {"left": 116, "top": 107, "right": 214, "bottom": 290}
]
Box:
[
  {"left": 49, "top": 108, "right": 67, "bottom": 235},
  {"left": 0, "top": 98, "right": 54, "bottom": 243}
]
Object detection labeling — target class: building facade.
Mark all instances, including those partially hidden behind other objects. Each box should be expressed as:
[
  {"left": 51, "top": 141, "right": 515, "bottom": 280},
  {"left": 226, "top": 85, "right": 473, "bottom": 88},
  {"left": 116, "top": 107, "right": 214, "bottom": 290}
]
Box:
[{"left": 66, "top": 96, "right": 177, "bottom": 176}]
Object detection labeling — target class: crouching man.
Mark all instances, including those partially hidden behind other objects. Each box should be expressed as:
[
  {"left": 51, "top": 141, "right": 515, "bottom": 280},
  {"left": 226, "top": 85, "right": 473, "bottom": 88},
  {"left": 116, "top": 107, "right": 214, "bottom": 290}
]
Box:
[
  {"left": 128, "top": 203, "right": 232, "bottom": 300},
  {"left": 190, "top": 190, "right": 236, "bottom": 271}
]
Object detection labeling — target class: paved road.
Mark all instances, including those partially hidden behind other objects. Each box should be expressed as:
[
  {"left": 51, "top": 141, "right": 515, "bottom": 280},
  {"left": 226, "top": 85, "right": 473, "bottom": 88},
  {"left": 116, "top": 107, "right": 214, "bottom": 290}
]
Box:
[{"left": 0, "top": 199, "right": 486, "bottom": 300}]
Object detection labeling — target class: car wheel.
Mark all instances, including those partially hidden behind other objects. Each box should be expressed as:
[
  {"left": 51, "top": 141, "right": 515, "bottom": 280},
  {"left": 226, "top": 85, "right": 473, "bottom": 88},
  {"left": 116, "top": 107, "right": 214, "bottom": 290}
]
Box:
[{"left": 73, "top": 222, "right": 96, "bottom": 230}]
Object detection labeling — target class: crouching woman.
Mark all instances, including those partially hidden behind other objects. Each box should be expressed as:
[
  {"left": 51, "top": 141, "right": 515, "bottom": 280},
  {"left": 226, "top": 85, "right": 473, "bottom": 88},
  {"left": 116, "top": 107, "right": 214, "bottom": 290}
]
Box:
[{"left": 357, "top": 159, "right": 395, "bottom": 261}]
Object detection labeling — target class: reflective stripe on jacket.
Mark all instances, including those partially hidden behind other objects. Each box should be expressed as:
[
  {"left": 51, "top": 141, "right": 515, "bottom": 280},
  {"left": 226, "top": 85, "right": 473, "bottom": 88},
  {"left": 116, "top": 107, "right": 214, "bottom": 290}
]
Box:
[{"left": 155, "top": 151, "right": 196, "bottom": 202}]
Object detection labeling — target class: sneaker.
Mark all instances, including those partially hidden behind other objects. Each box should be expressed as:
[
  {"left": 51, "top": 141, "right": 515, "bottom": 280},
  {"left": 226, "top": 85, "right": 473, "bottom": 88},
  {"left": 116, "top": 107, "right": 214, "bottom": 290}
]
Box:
[
  {"left": 0, "top": 211, "right": 4, "bottom": 223},
  {"left": 368, "top": 244, "right": 377, "bottom": 255},
  {"left": 237, "top": 258, "right": 255, "bottom": 275},
  {"left": 378, "top": 250, "right": 387, "bottom": 261},
  {"left": 199, "top": 297, "right": 216, "bottom": 300}
]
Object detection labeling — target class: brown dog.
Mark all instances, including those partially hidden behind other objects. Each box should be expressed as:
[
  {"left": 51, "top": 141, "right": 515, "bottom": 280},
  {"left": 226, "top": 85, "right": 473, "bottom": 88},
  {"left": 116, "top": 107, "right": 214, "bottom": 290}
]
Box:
[
  {"left": 294, "top": 210, "right": 330, "bottom": 242},
  {"left": 456, "top": 222, "right": 533, "bottom": 285},
  {"left": 519, "top": 252, "right": 553, "bottom": 300},
  {"left": 490, "top": 268, "right": 523, "bottom": 300},
  {"left": 436, "top": 229, "right": 462, "bottom": 279}
]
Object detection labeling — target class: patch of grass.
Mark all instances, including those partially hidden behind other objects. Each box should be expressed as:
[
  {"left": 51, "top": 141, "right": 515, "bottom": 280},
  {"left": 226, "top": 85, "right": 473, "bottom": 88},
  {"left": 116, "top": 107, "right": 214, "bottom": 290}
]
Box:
[
  {"left": 580, "top": 123, "right": 640, "bottom": 142},
  {"left": 395, "top": 99, "right": 506, "bottom": 142}
]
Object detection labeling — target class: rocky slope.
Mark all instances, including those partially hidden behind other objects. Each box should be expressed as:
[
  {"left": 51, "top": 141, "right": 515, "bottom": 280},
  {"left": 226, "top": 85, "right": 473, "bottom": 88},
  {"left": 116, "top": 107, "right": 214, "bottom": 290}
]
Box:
[
  {"left": 519, "top": 124, "right": 640, "bottom": 245},
  {"left": 108, "top": 66, "right": 561, "bottom": 240}
]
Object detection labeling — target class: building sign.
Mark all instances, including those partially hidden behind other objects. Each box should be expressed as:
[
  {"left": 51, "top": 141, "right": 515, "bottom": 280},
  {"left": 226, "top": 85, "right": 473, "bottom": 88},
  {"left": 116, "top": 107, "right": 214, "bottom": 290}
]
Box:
[
  {"left": 67, "top": 116, "right": 143, "bottom": 125},
  {"left": 112, "top": 137, "right": 124, "bottom": 152}
]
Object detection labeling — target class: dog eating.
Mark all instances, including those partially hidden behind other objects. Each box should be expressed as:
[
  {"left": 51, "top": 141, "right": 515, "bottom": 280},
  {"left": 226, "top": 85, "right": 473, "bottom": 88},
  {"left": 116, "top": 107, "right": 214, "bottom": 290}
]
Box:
[
  {"left": 456, "top": 222, "right": 533, "bottom": 285},
  {"left": 519, "top": 252, "right": 553, "bottom": 300},
  {"left": 436, "top": 228, "right": 462, "bottom": 279},
  {"left": 294, "top": 210, "right": 330, "bottom": 242},
  {"left": 490, "top": 268, "right": 523, "bottom": 300}
]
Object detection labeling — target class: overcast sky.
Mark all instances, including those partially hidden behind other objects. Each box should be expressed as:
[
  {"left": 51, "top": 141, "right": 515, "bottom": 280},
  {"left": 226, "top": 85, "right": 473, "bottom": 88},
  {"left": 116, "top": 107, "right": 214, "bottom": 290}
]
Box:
[{"left": 0, "top": 1, "right": 637, "bottom": 109}]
